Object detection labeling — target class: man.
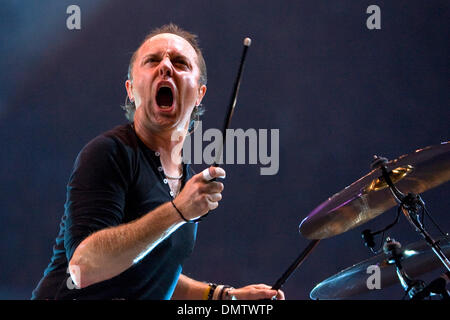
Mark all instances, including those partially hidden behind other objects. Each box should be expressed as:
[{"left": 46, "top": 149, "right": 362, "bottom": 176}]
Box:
[{"left": 32, "top": 24, "right": 284, "bottom": 300}]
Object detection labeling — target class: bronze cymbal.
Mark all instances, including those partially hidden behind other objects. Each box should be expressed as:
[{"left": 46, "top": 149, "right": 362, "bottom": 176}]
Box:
[
  {"left": 309, "top": 238, "right": 450, "bottom": 300},
  {"left": 299, "top": 142, "right": 450, "bottom": 240}
]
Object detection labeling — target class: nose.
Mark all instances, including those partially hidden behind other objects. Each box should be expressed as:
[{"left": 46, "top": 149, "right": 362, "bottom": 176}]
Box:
[{"left": 159, "top": 56, "right": 173, "bottom": 78}]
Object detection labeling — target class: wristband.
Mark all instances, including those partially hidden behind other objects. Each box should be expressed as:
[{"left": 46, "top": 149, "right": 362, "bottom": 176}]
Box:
[
  {"left": 171, "top": 200, "right": 206, "bottom": 223},
  {"left": 223, "top": 286, "right": 236, "bottom": 300},
  {"left": 219, "top": 285, "right": 234, "bottom": 300}
]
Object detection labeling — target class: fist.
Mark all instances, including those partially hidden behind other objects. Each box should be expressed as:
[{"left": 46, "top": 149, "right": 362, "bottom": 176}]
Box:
[
  {"left": 173, "top": 166, "right": 226, "bottom": 221},
  {"left": 227, "top": 284, "right": 285, "bottom": 300}
]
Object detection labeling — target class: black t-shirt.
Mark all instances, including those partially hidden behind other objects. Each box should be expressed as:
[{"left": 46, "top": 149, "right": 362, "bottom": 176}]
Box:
[{"left": 31, "top": 123, "right": 197, "bottom": 300}]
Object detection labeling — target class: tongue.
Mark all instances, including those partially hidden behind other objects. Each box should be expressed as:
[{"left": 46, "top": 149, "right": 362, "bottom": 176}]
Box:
[{"left": 156, "top": 87, "right": 173, "bottom": 108}]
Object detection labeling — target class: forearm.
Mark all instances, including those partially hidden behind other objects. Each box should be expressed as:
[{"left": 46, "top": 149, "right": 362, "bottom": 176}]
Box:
[
  {"left": 172, "top": 276, "right": 285, "bottom": 300},
  {"left": 171, "top": 274, "right": 210, "bottom": 300},
  {"left": 172, "top": 274, "right": 237, "bottom": 300},
  {"left": 69, "top": 201, "right": 184, "bottom": 288}
]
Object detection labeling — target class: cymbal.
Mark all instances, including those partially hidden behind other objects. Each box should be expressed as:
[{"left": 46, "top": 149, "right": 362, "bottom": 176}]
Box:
[
  {"left": 310, "top": 238, "right": 450, "bottom": 300},
  {"left": 299, "top": 142, "right": 450, "bottom": 240}
]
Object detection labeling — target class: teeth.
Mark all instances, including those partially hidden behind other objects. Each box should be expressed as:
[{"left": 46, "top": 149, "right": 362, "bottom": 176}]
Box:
[{"left": 160, "top": 105, "right": 171, "bottom": 109}]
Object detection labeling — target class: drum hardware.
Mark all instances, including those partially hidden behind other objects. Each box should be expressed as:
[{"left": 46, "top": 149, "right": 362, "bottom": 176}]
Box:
[
  {"left": 295, "top": 142, "right": 449, "bottom": 299},
  {"left": 308, "top": 237, "right": 450, "bottom": 300},
  {"left": 361, "top": 206, "right": 401, "bottom": 254},
  {"left": 371, "top": 154, "right": 450, "bottom": 272},
  {"left": 382, "top": 238, "right": 426, "bottom": 299},
  {"left": 299, "top": 142, "right": 450, "bottom": 240},
  {"left": 381, "top": 237, "right": 450, "bottom": 300},
  {"left": 411, "top": 271, "right": 450, "bottom": 300}
]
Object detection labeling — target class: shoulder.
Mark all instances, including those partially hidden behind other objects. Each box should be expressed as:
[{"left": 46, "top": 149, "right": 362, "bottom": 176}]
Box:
[
  {"left": 69, "top": 123, "right": 139, "bottom": 188},
  {"left": 102, "top": 123, "right": 139, "bottom": 149},
  {"left": 71, "top": 123, "right": 140, "bottom": 178},
  {"left": 78, "top": 123, "right": 137, "bottom": 160},
  {"left": 86, "top": 123, "right": 136, "bottom": 150}
]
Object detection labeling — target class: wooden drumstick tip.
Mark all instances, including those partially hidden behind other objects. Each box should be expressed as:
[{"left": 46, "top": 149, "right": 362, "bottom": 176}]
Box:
[{"left": 243, "top": 37, "right": 252, "bottom": 47}]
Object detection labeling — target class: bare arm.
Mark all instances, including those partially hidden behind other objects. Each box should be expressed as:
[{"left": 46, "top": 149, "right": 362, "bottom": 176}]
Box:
[
  {"left": 69, "top": 202, "right": 184, "bottom": 288},
  {"left": 172, "top": 274, "right": 286, "bottom": 300},
  {"left": 171, "top": 274, "right": 210, "bottom": 300},
  {"left": 68, "top": 167, "right": 225, "bottom": 289}
]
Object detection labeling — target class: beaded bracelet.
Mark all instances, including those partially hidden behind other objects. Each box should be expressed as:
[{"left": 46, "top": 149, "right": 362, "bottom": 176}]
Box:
[{"left": 206, "top": 283, "right": 217, "bottom": 300}]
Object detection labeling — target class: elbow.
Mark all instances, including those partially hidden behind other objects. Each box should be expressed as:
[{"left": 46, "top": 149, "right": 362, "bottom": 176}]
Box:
[
  {"left": 68, "top": 259, "right": 90, "bottom": 289},
  {"left": 68, "top": 253, "right": 98, "bottom": 289},
  {"left": 68, "top": 245, "right": 125, "bottom": 289}
]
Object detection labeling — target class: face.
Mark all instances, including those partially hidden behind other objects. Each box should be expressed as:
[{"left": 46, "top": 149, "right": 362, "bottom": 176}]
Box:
[{"left": 126, "top": 33, "right": 206, "bottom": 133}]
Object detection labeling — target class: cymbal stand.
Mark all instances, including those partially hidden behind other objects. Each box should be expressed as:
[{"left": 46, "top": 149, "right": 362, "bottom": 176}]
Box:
[
  {"left": 411, "top": 271, "right": 450, "bottom": 300},
  {"left": 383, "top": 238, "right": 425, "bottom": 299},
  {"left": 374, "top": 156, "right": 450, "bottom": 272}
]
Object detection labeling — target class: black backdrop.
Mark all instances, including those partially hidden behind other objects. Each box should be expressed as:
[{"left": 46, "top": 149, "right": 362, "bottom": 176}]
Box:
[{"left": 0, "top": 0, "right": 448, "bottom": 300}]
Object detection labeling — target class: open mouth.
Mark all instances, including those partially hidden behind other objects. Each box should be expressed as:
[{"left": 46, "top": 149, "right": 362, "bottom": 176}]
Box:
[{"left": 156, "top": 86, "right": 174, "bottom": 109}]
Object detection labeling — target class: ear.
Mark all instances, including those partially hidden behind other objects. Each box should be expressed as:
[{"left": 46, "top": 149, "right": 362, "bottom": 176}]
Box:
[
  {"left": 125, "top": 79, "right": 134, "bottom": 102},
  {"left": 195, "top": 85, "right": 207, "bottom": 106}
]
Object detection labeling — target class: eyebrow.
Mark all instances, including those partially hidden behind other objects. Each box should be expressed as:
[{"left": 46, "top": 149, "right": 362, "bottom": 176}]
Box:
[
  {"left": 140, "top": 53, "right": 160, "bottom": 64},
  {"left": 141, "top": 52, "right": 193, "bottom": 67}
]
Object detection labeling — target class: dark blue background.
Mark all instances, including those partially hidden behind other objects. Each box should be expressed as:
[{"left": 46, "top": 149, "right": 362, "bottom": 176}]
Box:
[{"left": 0, "top": 0, "right": 448, "bottom": 299}]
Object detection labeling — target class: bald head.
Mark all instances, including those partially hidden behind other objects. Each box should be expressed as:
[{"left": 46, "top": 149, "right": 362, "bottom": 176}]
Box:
[{"left": 128, "top": 24, "right": 207, "bottom": 86}]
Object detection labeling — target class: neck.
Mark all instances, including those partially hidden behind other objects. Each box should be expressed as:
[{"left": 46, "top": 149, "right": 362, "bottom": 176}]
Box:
[{"left": 133, "top": 120, "right": 187, "bottom": 174}]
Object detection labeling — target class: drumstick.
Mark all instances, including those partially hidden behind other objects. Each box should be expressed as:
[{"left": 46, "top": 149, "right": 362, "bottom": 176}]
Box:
[
  {"left": 272, "top": 239, "right": 321, "bottom": 292},
  {"left": 213, "top": 37, "right": 252, "bottom": 167},
  {"left": 202, "top": 37, "right": 251, "bottom": 182},
  {"left": 196, "top": 37, "right": 251, "bottom": 222}
]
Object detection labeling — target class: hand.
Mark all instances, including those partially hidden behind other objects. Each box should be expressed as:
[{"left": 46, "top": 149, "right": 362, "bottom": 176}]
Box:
[
  {"left": 227, "top": 284, "right": 285, "bottom": 300},
  {"left": 173, "top": 166, "right": 225, "bottom": 221}
]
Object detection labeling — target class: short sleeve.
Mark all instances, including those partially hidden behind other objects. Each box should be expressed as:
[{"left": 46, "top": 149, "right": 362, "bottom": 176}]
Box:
[{"left": 63, "top": 135, "right": 132, "bottom": 261}]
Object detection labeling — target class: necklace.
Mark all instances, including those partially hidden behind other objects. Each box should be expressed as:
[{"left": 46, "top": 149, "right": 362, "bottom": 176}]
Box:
[{"left": 164, "top": 167, "right": 183, "bottom": 180}]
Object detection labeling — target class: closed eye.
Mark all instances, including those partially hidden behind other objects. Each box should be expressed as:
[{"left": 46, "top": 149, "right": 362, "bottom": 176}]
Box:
[
  {"left": 145, "top": 57, "right": 160, "bottom": 65},
  {"left": 141, "top": 53, "right": 191, "bottom": 70},
  {"left": 173, "top": 58, "right": 190, "bottom": 70}
]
